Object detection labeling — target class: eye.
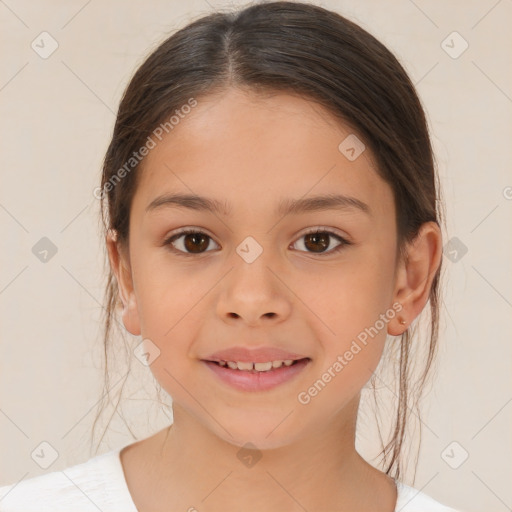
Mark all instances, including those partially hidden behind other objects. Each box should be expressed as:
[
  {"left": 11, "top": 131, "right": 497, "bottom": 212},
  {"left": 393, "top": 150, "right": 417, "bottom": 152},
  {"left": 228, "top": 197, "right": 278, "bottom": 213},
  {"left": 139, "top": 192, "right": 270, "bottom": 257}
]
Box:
[
  {"left": 291, "top": 228, "right": 351, "bottom": 255},
  {"left": 163, "top": 227, "right": 352, "bottom": 257},
  {"left": 163, "top": 228, "right": 219, "bottom": 256}
]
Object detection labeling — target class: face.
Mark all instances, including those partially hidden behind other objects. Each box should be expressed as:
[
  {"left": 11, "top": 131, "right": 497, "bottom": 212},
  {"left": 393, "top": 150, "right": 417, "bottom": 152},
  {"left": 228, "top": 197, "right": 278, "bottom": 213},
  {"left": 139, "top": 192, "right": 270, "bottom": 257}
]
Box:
[{"left": 110, "top": 87, "right": 408, "bottom": 449}]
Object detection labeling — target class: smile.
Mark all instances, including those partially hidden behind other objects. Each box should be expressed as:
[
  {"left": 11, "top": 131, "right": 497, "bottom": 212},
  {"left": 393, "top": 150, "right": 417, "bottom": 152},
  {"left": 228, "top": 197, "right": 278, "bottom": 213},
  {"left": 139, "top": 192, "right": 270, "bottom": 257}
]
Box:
[
  {"left": 216, "top": 359, "right": 298, "bottom": 371},
  {"left": 202, "top": 357, "right": 311, "bottom": 391}
]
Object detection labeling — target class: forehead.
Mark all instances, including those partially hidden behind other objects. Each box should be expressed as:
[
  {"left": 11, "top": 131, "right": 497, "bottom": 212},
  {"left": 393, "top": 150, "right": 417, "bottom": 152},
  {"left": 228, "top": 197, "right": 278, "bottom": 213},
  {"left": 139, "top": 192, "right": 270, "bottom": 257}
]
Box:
[{"left": 133, "top": 87, "right": 392, "bottom": 217}]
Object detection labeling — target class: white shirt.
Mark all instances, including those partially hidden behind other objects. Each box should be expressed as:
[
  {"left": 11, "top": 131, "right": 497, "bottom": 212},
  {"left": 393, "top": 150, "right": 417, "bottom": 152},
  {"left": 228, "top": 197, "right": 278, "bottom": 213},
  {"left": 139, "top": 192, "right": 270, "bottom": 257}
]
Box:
[{"left": 0, "top": 447, "right": 462, "bottom": 511}]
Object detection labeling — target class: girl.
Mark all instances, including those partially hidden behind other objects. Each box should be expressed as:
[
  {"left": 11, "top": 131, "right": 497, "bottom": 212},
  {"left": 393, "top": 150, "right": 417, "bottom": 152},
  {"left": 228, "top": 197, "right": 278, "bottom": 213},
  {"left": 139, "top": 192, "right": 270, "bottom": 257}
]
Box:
[{"left": 0, "top": 2, "right": 462, "bottom": 511}]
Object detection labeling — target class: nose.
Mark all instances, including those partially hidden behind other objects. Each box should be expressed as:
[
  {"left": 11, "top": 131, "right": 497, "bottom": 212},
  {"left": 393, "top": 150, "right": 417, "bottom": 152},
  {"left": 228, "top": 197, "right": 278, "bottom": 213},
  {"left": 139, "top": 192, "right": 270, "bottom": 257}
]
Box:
[{"left": 216, "top": 255, "right": 292, "bottom": 327}]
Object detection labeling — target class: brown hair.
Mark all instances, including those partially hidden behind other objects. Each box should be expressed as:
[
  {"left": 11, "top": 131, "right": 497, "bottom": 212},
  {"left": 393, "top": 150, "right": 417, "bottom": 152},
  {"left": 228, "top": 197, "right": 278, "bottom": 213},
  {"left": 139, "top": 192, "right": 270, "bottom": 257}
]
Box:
[{"left": 93, "top": 1, "right": 444, "bottom": 484}]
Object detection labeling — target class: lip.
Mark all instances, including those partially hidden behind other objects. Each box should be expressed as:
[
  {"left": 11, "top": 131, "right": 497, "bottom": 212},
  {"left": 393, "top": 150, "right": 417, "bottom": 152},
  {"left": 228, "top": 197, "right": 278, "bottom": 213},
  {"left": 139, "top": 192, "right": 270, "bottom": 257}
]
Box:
[
  {"left": 204, "top": 346, "right": 308, "bottom": 363},
  {"left": 203, "top": 358, "right": 311, "bottom": 392}
]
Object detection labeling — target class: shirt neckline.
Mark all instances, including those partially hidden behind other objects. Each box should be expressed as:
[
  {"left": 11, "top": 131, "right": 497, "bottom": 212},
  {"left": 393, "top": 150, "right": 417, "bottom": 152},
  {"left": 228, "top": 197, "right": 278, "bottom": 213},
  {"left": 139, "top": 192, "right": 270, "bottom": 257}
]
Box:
[{"left": 109, "top": 446, "right": 409, "bottom": 512}]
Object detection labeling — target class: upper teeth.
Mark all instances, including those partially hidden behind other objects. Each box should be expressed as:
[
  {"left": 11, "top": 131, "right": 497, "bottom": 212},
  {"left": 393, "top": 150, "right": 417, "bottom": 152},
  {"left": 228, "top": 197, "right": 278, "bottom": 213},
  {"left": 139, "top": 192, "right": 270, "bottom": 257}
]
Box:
[{"left": 219, "top": 360, "right": 296, "bottom": 371}]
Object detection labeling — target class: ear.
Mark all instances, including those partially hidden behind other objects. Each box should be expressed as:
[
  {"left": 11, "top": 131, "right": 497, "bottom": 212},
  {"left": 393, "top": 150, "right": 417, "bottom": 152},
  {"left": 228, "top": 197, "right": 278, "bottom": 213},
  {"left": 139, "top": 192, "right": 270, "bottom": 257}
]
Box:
[
  {"left": 106, "top": 229, "right": 141, "bottom": 336},
  {"left": 388, "top": 221, "right": 442, "bottom": 336}
]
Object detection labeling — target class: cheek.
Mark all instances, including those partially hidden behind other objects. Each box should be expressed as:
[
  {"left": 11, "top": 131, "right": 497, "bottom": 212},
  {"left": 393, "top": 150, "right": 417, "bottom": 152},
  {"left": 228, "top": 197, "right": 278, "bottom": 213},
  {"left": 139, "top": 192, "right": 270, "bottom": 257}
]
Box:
[
  {"left": 132, "top": 251, "right": 202, "bottom": 333},
  {"left": 294, "top": 245, "right": 396, "bottom": 342},
  {"left": 132, "top": 256, "right": 214, "bottom": 380},
  {"left": 295, "top": 263, "right": 395, "bottom": 411},
  {"left": 296, "top": 246, "right": 395, "bottom": 390}
]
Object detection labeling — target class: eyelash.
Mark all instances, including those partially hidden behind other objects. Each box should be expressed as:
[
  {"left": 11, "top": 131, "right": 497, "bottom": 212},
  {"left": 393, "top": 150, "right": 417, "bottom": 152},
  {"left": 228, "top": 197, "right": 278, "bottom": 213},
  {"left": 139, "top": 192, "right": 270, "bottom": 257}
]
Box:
[{"left": 162, "top": 227, "right": 352, "bottom": 257}]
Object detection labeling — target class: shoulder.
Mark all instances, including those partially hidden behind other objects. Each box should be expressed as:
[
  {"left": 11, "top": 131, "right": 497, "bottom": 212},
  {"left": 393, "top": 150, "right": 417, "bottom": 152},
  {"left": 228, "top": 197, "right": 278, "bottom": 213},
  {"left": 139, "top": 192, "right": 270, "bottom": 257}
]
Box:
[
  {"left": 0, "top": 448, "right": 137, "bottom": 512},
  {"left": 395, "top": 481, "right": 463, "bottom": 512}
]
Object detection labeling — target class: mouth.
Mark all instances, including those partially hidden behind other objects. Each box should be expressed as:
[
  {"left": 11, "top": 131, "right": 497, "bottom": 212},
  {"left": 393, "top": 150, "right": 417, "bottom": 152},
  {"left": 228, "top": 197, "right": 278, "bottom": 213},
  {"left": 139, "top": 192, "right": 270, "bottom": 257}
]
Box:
[
  {"left": 206, "top": 358, "right": 310, "bottom": 372},
  {"left": 201, "top": 357, "right": 311, "bottom": 391}
]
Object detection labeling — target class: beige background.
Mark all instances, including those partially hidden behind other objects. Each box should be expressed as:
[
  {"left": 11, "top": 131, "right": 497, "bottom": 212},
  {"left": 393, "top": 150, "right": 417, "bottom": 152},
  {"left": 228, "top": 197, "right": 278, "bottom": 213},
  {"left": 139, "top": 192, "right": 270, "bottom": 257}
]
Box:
[{"left": 1, "top": 1, "right": 511, "bottom": 511}]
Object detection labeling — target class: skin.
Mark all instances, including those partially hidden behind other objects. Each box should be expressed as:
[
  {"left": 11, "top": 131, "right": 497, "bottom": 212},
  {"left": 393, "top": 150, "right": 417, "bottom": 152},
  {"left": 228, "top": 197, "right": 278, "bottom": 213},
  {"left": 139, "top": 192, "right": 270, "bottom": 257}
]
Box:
[{"left": 107, "top": 87, "right": 442, "bottom": 512}]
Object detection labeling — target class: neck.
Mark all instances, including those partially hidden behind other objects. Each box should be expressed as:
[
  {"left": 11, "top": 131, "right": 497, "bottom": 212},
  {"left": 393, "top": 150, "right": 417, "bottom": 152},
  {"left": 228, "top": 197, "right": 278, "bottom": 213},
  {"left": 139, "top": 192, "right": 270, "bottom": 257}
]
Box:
[{"left": 131, "top": 397, "right": 397, "bottom": 512}]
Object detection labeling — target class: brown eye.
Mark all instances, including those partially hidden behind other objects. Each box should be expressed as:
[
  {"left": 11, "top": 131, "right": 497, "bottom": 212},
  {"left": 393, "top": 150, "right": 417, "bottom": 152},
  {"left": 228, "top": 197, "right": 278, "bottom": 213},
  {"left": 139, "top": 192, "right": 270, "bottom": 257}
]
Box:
[
  {"left": 164, "top": 230, "right": 218, "bottom": 255},
  {"left": 292, "top": 229, "right": 350, "bottom": 255},
  {"left": 182, "top": 232, "right": 210, "bottom": 253},
  {"left": 164, "top": 228, "right": 350, "bottom": 257},
  {"left": 303, "top": 232, "right": 330, "bottom": 253}
]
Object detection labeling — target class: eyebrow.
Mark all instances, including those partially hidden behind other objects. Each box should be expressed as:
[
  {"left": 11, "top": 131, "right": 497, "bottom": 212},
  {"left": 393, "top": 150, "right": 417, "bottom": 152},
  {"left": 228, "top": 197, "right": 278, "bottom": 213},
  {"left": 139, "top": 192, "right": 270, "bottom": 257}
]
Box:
[{"left": 145, "top": 192, "right": 371, "bottom": 217}]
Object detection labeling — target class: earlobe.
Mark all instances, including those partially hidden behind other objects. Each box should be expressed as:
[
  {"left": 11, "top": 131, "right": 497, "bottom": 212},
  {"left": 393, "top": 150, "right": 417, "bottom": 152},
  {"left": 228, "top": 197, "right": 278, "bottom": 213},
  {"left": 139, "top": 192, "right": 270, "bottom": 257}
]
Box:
[
  {"left": 106, "top": 230, "right": 141, "bottom": 336},
  {"left": 121, "top": 294, "right": 142, "bottom": 336},
  {"left": 387, "top": 222, "right": 442, "bottom": 336}
]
